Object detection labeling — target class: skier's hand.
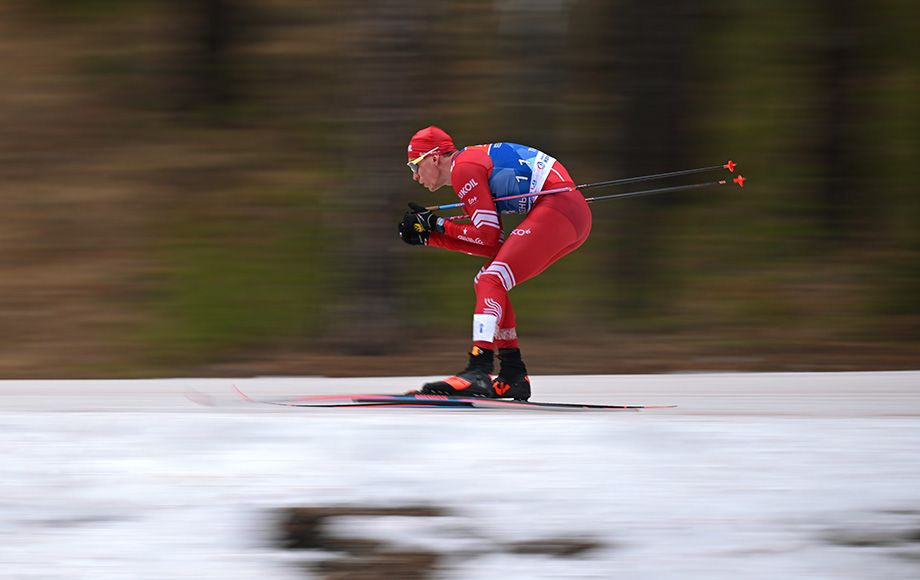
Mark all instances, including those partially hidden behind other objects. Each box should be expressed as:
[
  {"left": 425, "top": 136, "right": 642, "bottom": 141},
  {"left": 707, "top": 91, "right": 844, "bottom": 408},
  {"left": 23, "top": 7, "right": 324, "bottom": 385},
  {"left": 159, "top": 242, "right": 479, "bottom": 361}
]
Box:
[
  {"left": 398, "top": 220, "right": 429, "bottom": 246},
  {"left": 404, "top": 202, "right": 445, "bottom": 234}
]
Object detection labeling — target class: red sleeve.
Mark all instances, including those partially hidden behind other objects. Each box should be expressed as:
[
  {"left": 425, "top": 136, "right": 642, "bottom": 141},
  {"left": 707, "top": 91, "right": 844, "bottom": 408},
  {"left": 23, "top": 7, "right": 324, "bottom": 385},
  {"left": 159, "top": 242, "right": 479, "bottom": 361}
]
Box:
[
  {"left": 429, "top": 148, "right": 503, "bottom": 256},
  {"left": 428, "top": 230, "right": 502, "bottom": 258}
]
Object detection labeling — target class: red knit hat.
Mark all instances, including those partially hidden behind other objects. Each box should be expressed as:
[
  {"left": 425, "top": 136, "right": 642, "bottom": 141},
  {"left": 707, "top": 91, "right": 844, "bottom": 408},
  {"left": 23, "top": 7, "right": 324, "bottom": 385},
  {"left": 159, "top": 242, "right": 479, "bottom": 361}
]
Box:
[{"left": 407, "top": 126, "right": 457, "bottom": 160}]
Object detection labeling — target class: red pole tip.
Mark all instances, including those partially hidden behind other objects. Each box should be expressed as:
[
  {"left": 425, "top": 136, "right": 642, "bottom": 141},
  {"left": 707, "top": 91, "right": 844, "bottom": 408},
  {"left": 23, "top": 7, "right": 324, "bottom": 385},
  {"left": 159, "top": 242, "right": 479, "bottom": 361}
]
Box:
[
  {"left": 733, "top": 175, "right": 746, "bottom": 188},
  {"left": 724, "top": 160, "right": 736, "bottom": 173}
]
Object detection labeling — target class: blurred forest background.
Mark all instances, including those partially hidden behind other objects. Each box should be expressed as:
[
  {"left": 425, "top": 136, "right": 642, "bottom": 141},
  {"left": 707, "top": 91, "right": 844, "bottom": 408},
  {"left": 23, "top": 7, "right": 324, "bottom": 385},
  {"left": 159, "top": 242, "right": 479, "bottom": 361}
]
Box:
[{"left": 1, "top": 0, "right": 918, "bottom": 378}]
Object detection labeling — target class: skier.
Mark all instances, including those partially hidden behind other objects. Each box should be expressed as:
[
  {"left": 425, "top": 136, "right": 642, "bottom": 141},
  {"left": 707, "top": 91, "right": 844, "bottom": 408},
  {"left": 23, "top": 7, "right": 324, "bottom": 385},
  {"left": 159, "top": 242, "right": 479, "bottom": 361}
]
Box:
[{"left": 399, "top": 126, "right": 592, "bottom": 401}]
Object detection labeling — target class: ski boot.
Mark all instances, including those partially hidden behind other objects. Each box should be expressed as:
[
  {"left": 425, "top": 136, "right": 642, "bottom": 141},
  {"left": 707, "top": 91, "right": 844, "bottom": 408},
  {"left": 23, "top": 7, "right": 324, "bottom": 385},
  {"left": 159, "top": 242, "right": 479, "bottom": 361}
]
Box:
[
  {"left": 491, "top": 348, "right": 531, "bottom": 401},
  {"left": 420, "top": 346, "right": 494, "bottom": 398}
]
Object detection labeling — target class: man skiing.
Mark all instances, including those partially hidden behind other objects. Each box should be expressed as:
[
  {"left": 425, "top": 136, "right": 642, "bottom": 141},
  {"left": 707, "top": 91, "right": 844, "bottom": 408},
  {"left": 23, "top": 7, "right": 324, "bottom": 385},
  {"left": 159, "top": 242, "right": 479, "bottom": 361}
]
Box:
[{"left": 399, "top": 126, "right": 592, "bottom": 401}]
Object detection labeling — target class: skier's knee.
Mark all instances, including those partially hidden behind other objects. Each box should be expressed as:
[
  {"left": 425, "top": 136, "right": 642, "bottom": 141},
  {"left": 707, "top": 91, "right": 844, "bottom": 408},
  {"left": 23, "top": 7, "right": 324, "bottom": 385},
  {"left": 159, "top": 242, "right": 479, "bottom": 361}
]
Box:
[{"left": 474, "top": 273, "right": 507, "bottom": 299}]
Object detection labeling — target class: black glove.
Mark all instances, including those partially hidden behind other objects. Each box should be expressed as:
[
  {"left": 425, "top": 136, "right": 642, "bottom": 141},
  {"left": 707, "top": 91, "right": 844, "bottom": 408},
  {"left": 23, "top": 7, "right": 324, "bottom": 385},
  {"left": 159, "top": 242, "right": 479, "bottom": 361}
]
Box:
[
  {"left": 398, "top": 220, "right": 429, "bottom": 246},
  {"left": 404, "top": 202, "right": 445, "bottom": 234}
]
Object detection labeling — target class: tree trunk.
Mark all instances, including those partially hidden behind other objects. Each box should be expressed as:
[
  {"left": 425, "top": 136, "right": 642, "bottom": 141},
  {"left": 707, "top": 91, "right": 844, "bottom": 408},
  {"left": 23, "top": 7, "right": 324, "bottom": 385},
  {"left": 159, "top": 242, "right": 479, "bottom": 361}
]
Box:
[
  {"left": 493, "top": 0, "right": 572, "bottom": 149},
  {"left": 606, "top": 0, "right": 700, "bottom": 319},
  {"left": 332, "top": 2, "right": 432, "bottom": 354},
  {"left": 816, "top": 0, "right": 870, "bottom": 241},
  {"left": 169, "top": 0, "right": 246, "bottom": 113}
]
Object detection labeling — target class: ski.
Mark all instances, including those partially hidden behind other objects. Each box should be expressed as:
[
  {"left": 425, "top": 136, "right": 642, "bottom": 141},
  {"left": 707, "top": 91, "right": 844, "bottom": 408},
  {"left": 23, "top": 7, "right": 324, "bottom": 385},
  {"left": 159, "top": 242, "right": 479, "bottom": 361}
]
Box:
[{"left": 232, "top": 386, "right": 676, "bottom": 412}]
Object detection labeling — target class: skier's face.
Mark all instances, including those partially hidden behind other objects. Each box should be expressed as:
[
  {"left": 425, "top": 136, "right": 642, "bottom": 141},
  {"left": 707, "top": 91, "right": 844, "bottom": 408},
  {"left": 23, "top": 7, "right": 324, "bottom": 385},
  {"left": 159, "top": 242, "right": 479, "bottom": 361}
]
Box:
[{"left": 413, "top": 155, "right": 444, "bottom": 191}]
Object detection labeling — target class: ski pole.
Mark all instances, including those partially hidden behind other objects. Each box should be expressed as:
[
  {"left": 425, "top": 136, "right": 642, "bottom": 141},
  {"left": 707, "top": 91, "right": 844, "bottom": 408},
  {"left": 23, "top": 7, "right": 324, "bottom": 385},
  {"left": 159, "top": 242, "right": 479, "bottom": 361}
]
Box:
[
  {"left": 586, "top": 175, "right": 746, "bottom": 203},
  {"left": 425, "top": 160, "right": 738, "bottom": 212},
  {"left": 441, "top": 175, "right": 746, "bottom": 222}
]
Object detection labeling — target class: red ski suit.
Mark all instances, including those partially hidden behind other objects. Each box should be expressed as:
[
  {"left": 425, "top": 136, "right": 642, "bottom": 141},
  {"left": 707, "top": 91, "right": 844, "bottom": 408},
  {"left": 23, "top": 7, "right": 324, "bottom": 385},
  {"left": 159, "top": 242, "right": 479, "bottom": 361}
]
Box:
[{"left": 428, "top": 146, "right": 592, "bottom": 349}]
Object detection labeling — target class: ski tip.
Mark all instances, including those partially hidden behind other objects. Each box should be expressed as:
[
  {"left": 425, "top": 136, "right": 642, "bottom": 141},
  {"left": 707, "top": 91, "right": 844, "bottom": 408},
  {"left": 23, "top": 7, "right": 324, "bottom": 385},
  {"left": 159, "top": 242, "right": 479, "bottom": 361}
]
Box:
[{"left": 232, "top": 384, "right": 255, "bottom": 402}]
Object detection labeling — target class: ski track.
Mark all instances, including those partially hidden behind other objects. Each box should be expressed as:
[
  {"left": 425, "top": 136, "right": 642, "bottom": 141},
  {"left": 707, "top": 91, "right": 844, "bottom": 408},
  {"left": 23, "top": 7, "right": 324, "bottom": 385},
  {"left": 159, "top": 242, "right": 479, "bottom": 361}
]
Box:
[{"left": 2, "top": 371, "right": 919, "bottom": 579}]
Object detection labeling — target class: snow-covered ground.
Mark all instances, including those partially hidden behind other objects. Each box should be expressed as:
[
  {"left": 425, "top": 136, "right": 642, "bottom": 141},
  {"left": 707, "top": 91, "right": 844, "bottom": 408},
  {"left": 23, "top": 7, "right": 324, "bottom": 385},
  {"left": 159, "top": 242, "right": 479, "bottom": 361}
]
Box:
[{"left": 2, "top": 371, "right": 919, "bottom": 579}]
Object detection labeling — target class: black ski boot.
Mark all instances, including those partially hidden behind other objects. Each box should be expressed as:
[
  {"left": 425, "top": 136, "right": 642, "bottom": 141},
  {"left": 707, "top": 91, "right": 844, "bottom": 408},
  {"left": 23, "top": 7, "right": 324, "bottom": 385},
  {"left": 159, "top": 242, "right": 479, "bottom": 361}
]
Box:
[
  {"left": 492, "top": 348, "right": 531, "bottom": 401},
  {"left": 420, "top": 346, "right": 494, "bottom": 397}
]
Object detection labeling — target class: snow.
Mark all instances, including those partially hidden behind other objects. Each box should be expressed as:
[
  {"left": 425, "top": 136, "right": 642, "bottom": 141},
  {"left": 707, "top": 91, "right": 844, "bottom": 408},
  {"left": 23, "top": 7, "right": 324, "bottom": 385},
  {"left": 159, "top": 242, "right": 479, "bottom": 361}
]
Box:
[{"left": 2, "top": 371, "right": 920, "bottom": 579}]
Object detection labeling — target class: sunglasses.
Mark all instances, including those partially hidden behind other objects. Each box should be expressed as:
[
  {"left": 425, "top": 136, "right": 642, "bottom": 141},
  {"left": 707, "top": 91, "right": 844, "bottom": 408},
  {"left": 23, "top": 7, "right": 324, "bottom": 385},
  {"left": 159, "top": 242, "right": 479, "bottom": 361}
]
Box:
[{"left": 406, "top": 146, "right": 439, "bottom": 174}]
